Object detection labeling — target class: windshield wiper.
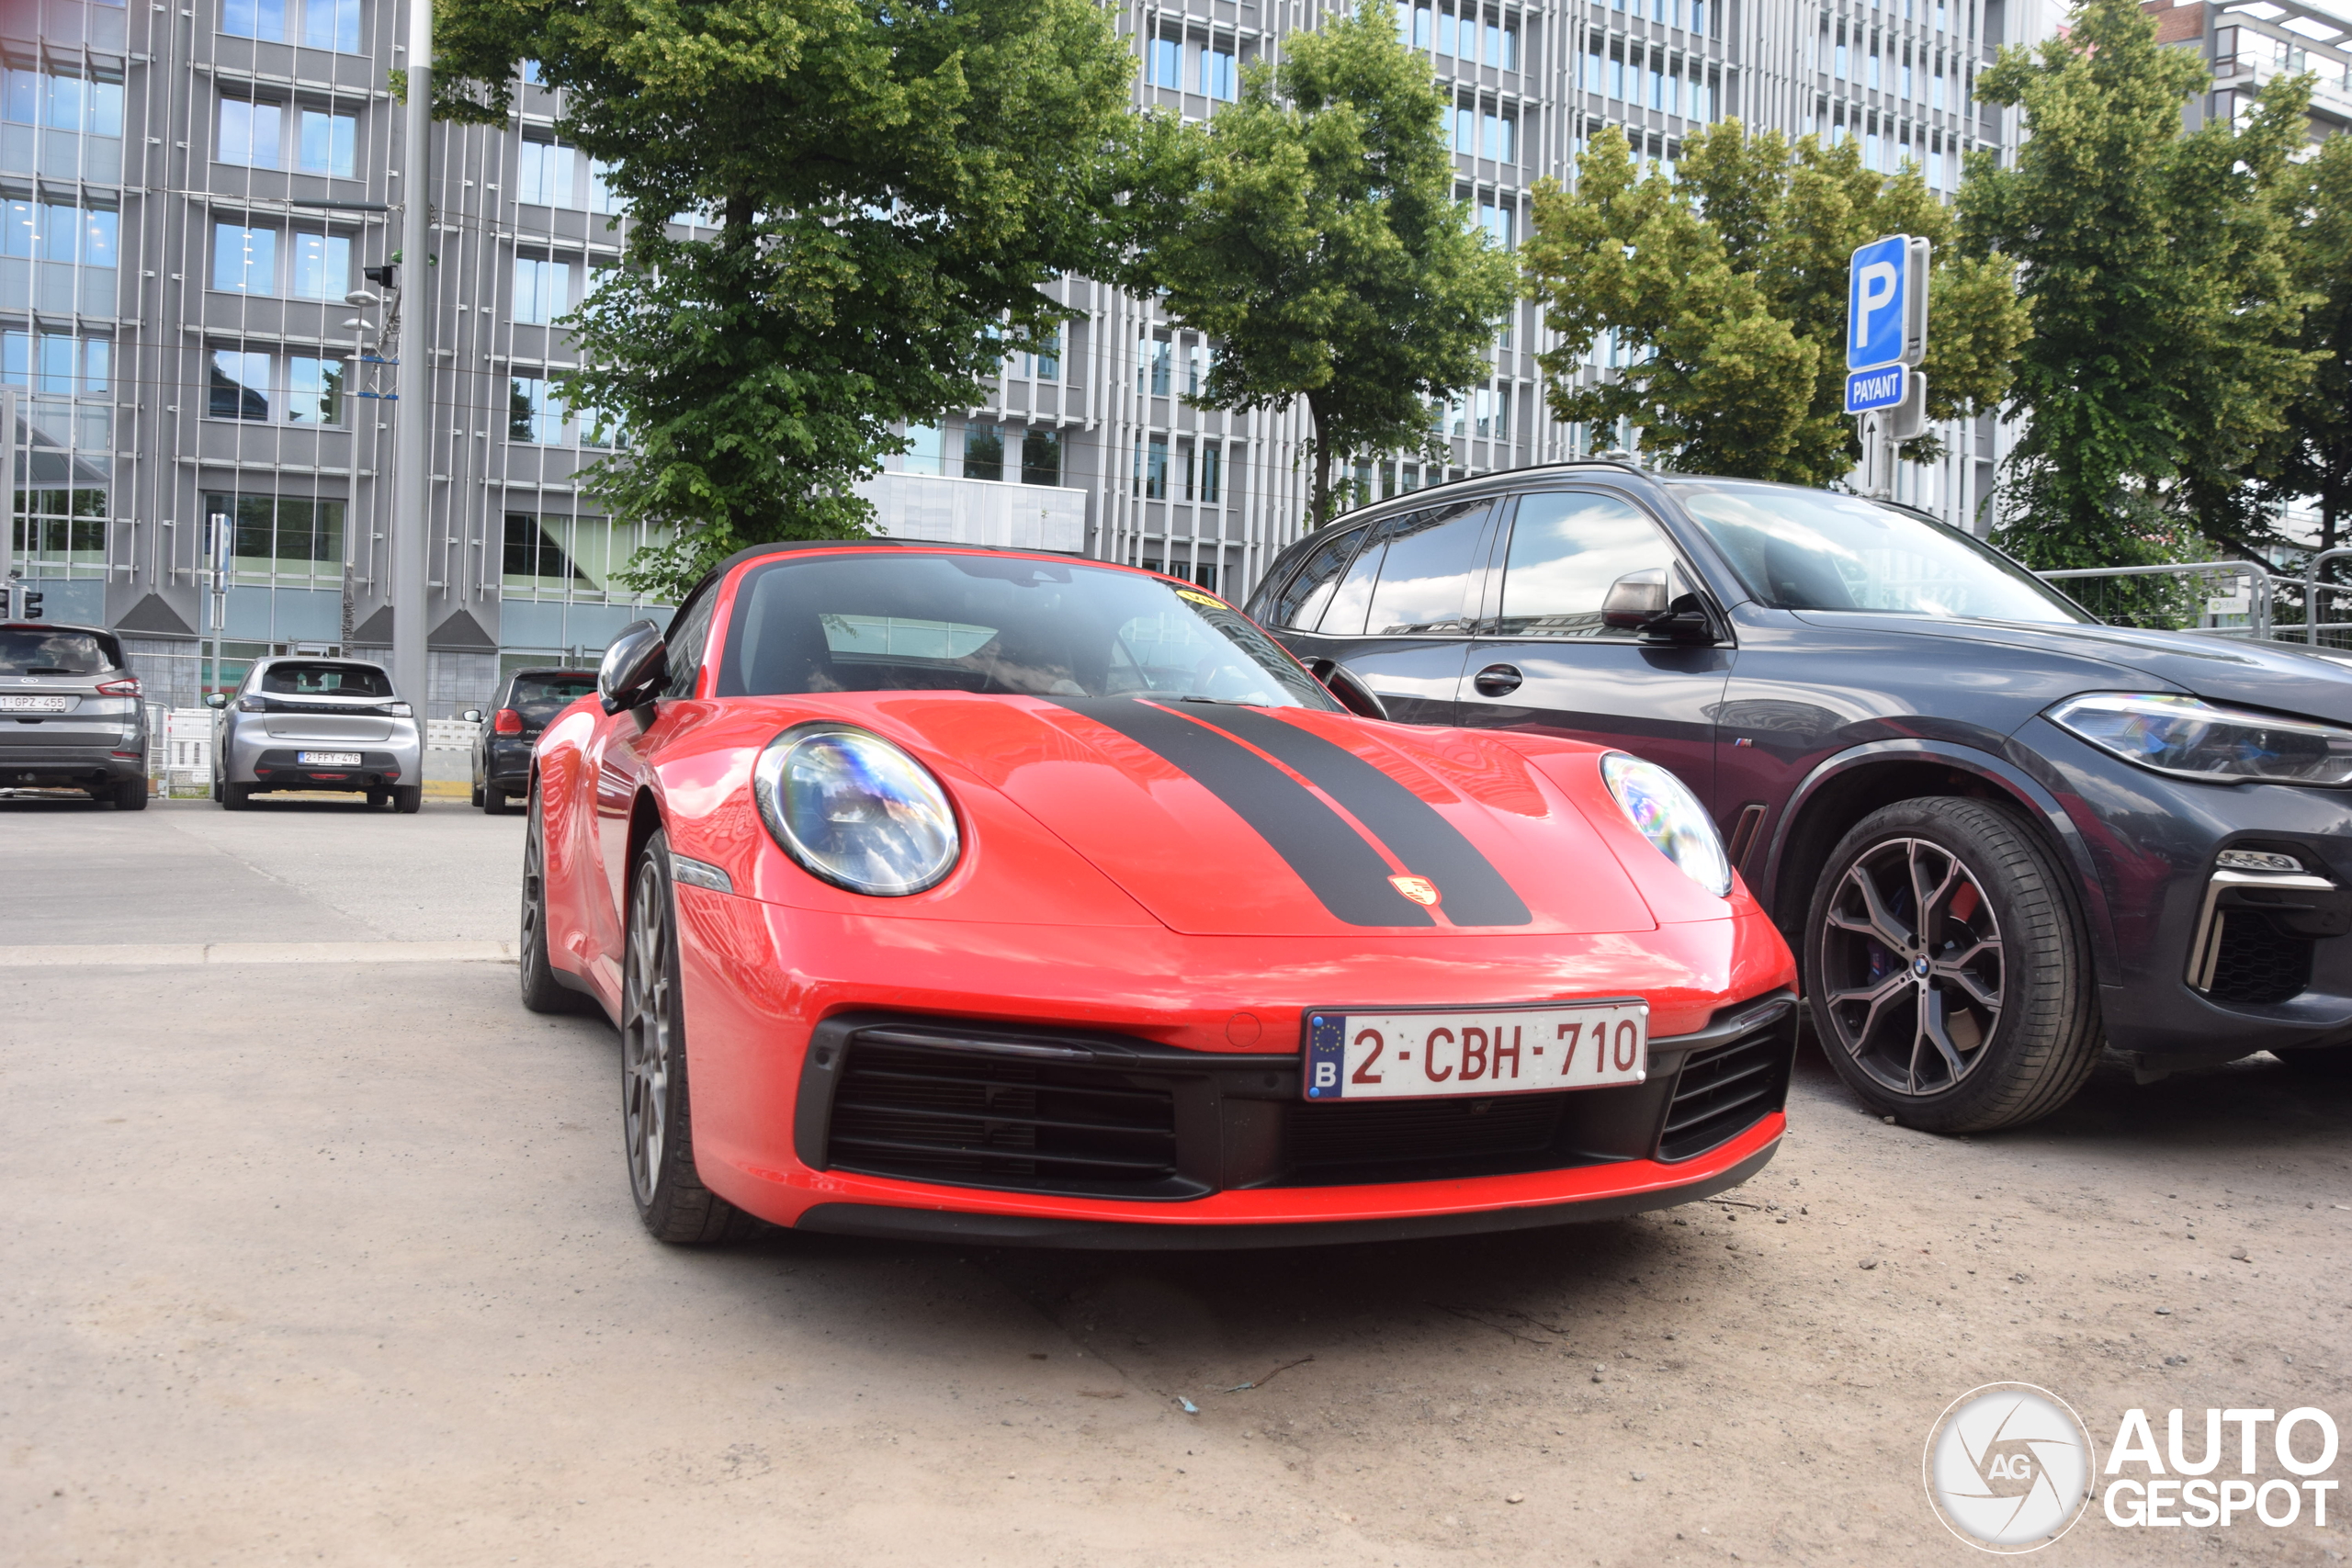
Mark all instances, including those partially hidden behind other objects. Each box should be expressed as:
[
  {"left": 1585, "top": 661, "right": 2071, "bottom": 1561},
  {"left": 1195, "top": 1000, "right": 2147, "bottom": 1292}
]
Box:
[
  {"left": 1179, "top": 694, "right": 1266, "bottom": 707},
  {"left": 24, "top": 667, "right": 79, "bottom": 675}
]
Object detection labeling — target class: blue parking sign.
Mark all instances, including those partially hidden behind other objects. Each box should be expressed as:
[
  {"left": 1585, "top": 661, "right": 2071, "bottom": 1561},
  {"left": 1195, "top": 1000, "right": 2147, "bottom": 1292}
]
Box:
[
  {"left": 1848, "top": 235, "right": 1908, "bottom": 371},
  {"left": 1844, "top": 363, "right": 1907, "bottom": 414}
]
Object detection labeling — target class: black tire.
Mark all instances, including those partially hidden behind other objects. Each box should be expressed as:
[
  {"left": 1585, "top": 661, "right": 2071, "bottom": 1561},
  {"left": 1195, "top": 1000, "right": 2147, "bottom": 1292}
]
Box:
[
  {"left": 484, "top": 787, "right": 514, "bottom": 816},
  {"left": 471, "top": 776, "right": 485, "bottom": 808},
  {"left": 211, "top": 772, "right": 223, "bottom": 804},
  {"left": 368, "top": 788, "right": 390, "bottom": 807},
  {"left": 623, "top": 828, "right": 755, "bottom": 1245},
  {"left": 220, "top": 782, "right": 252, "bottom": 811},
  {"left": 391, "top": 784, "right": 423, "bottom": 815},
  {"left": 112, "top": 777, "right": 149, "bottom": 811},
  {"left": 519, "top": 783, "right": 600, "bottom": 1017},
  {"left": 1804, "top": 796, "right": 2101, "bottom": 1134},
  {"left": 2274, "top": 1049, "right": 2352, "bottom": 1080}
]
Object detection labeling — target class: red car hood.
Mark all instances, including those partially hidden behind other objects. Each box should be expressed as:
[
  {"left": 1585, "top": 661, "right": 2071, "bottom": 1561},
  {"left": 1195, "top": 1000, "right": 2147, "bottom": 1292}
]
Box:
[{"left": 848, "top": 694, "right": 1660, "bottom": 939}]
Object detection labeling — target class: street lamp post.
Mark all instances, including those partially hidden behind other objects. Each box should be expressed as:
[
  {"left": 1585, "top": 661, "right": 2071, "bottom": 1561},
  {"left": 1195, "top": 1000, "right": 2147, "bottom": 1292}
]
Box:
[{"left": 390, "top": 0, "right": 435, "bottom": 712}]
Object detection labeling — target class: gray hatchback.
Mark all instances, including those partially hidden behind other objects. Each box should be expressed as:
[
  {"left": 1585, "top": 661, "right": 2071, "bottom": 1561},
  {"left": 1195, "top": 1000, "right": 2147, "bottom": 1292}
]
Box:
[
  {"left": 206, "top": 655, "right": 424, "bottom": 812},
  {"left": 0, "top": 620, "right": 149, "bottom": 809}
]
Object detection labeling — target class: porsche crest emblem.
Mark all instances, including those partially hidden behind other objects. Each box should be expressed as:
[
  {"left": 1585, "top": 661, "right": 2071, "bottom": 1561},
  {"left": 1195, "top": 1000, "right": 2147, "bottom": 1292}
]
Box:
[{"left": 1388, "top": 874, "right": 1442, "bottom": 908}]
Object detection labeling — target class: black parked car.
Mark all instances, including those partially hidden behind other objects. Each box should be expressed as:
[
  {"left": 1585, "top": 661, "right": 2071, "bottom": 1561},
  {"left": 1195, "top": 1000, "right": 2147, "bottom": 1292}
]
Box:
[
  {"left": 463, "top": 668, "right": 598, "bottom": 815},
  {"left": 1247, "top": 462, "right": 2352, "bottom": 1132}
]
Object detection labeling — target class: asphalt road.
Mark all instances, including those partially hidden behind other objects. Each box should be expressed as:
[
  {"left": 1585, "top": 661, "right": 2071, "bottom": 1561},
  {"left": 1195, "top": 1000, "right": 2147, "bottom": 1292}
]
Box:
[{"left": 5, "top": 796, "right": 2350, "bottom": 1566}]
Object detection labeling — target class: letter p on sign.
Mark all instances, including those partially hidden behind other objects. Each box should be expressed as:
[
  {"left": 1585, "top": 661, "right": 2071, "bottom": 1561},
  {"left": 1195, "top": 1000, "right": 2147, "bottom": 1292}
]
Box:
[{"left": 1848, "top": 234, "right": 1912, "bottom": 371}]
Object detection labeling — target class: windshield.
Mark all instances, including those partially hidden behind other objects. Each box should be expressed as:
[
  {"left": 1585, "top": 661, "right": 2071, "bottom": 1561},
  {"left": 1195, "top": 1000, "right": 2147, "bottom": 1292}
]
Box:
[
  {"left": 260, "top": 661, "right": 395, "bottom": 698},
  {"left": 509, "top": 672, "right": 599, "bottom": 724},
  {"left": 0, "top": 627, "right": 113, "bottom": 675},
  {"left": 1665, "top": 480, "right": 2092, "bottom": 625},
  {"left": 718, "top": 552, "right": 1337, "bottom": 710}
]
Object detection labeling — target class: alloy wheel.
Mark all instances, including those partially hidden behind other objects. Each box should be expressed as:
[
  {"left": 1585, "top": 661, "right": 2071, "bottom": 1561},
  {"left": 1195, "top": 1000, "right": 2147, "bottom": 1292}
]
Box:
[
  {"left": 1817, "top": 836, "right": 2005, "bottom": 1098},
  {"left": 620, "top": 862, "right": 673, "bottom": 1205},
  {"left": 521, "top": 806, "right": 547, "bottom": 958}
]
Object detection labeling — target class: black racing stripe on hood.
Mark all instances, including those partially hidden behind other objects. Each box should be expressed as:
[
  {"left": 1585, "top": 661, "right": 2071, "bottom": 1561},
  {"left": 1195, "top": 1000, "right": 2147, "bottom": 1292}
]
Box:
[
  {"left": 1050, "top": 698, "right": 1435, "bottom": 928},
  {"left": 1179, "top": 705, "right": 1534, "bottom": 928}
]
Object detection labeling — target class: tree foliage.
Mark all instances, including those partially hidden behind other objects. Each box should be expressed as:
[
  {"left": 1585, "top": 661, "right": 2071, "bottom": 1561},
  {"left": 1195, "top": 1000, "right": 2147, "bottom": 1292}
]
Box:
[
  {"left": 1960, "top": 0, "right": 2316, "bottom": 570},
  {"left": 1523, "top": 122, "right": 2026, "bottom": 484},
  {"left": 1123, "top": 0, "right": 1517, "bottom": 529},
  {"left": 2250, "top": 132, "right": 2352, "bottom": 559},
  {"left": 433, "top": 0, "right": 1136, "bottom": 597}
]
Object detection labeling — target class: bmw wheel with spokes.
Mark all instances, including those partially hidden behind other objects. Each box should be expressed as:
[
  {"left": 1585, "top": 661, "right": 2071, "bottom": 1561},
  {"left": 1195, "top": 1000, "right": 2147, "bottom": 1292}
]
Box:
[
  {"left": 1804, "top": 797, "right": 2101, "bottom": 1133},
  {"left": 621, "top": 828, "right": 753, "bottom": 1245}
]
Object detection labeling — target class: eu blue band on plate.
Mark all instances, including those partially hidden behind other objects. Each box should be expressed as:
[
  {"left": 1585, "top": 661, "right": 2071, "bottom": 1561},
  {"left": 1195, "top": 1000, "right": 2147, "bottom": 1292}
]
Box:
[{"left": 1306, "top": 1013, "right": 1347, "bottom": 1099}]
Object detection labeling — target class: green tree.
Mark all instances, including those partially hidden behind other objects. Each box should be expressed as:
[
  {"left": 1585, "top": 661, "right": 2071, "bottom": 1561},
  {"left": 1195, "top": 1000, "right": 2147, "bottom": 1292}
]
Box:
[
  {"left": 1960, "top": 0, "right": 2316, "bottom": 570},
  {"left": 2252, "top": 132, "right": 2352, "bottom": 559},
  {"left": 1524, "top": 123, "right": 2026, "bottom": 483},
  {"left": 1124, "top": 0, "right": 1517, "bottom": 529},
  {"left": 432, "top": 0, "right": 1136, "bottom": 598}
]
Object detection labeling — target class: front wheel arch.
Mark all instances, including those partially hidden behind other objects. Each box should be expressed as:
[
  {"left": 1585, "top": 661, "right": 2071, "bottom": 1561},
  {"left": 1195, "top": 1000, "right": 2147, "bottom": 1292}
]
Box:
[{"left": 1760, "top": 744, "right": 2118, "bottom": 981}]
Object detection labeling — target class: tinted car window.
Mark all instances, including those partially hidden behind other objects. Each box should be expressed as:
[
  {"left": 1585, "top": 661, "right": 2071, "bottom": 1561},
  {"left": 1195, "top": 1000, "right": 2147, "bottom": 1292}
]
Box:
[
  {"left": 1497, "top": 491, "right": 1681, "bottom": 637},
  {"left": 1362, "top": 502, "right": 1489, "bottom": 635},
  {"left": 260, "top": 661, "right": 393, "bottom": 697},
  {"left": 0, "top": 627, "right": 112, "bottom": 674},
  {"left": 1667, "top": 479, "right": 2091, "bottom": 623},
  {"left": 720, "top": 553, "right": 1337, "bottom": 710},
  {"left": 1269, "top": 525, "right": 1370, "bottom": 630},
  {"left": 509, "top": 672, "right": 600, "bottom": 724}
]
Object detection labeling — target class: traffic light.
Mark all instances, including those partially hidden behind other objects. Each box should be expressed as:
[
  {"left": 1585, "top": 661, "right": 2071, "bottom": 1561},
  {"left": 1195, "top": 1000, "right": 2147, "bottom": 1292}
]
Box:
[
  {"left": 363, "top": 263, "right": 397, "bottom": 289},
  {"left": 21, "top": 586, "right": 41, "bottom": 619}
]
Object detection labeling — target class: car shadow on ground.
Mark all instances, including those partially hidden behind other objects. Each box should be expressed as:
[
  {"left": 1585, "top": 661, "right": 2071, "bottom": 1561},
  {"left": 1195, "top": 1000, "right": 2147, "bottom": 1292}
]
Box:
[{"left": 666, "top": 1022, "right": 2352, "bottom": 1387}]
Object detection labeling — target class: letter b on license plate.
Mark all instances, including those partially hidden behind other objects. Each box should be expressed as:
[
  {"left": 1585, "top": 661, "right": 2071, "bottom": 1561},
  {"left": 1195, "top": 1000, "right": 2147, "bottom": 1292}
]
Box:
[{"left": 1302, "top": 1000, "right": 1647, "bottom": 1101}]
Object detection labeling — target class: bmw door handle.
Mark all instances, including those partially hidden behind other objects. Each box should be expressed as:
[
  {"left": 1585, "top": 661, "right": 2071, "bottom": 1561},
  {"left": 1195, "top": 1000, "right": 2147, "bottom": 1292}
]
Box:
[{"left": 1473, "top": 663, "right": 1523, "bottom": 697}]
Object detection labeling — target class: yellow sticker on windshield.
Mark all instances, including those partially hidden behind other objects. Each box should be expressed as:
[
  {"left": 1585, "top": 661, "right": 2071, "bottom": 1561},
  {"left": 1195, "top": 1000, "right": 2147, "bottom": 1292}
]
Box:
[{"left": 1175, "top": 588, "right": 1221, "bottom": 608}]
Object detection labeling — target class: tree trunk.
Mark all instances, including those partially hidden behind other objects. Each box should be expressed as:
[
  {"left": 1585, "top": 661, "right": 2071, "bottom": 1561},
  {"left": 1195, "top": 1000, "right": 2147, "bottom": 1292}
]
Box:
[{"left": 1307, "top": 397, "right": 1340, "bottom": 530}]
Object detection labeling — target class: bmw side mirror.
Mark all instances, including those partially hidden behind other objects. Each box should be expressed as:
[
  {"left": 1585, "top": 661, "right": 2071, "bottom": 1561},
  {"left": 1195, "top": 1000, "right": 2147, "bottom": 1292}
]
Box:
[
  {"left": 598, "top": 620, "right": 669, "bottom": 714},
  {"left": 1307, "top": 658, "right": 1390, "bottom": 722},
  {"left": 204, "top": 693, "right": 227, "bottom": 709},
  {"left": 1600, "top": 569, "right": 1672, "bottom": 629},
  {"left": 1602, "top": 570, "right": 1721, "bottom": 647}
]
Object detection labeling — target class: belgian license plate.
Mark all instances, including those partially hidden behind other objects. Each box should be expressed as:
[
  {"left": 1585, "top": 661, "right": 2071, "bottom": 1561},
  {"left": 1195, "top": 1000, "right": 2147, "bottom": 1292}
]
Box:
[
  {"left": 1303, "top": 1000, "right": 1648, "bottom": 1101},
  {"left": 0, "top": 694, "right": 69, "bottom": 712},
  {"left": 297, "top": 750, "right": 364, "bottom": 766}
]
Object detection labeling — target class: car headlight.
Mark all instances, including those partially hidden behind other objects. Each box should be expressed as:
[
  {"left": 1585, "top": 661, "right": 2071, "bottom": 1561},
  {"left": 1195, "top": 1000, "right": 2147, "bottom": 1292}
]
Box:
[
  {"left": 1600, "top": 751, "right": 1732, "bottom": 897},
  {"left": 2048, "top": 693, "right": 2352, "bottom": 786},
  {"left": 752, "top": 725, "right": 960, "bottom": 896}
]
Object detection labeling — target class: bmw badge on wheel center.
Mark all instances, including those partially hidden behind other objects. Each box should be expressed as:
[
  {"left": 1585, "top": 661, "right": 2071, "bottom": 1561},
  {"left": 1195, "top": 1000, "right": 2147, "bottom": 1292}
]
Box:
[{"left": 1249, "top": 463, "right": 2352, "bottom": 1133}]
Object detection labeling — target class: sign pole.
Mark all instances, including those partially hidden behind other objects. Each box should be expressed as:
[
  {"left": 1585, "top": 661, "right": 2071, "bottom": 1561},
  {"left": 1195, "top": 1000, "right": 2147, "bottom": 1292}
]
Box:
[{"left": 1, "top": 388, "right": 16, "bottom": 618}]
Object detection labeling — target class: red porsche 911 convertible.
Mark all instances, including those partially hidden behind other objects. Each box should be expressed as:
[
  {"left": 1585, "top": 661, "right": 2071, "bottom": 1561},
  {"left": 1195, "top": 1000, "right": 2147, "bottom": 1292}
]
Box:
[{"left": 522, "top": 540, "right": 1800, "bottom": 1247}]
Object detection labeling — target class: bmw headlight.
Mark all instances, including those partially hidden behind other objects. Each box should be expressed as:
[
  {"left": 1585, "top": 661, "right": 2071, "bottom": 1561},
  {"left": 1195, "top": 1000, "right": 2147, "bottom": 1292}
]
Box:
[
  {"left": 1600, "top": 751, "right": 1732, "bottom": 897},
  {"left": 752, "top": 725, "right": 960, "bottom": 896},
  {"left": 2048, "top": 693, "right": 2352, "bottom": 786}
]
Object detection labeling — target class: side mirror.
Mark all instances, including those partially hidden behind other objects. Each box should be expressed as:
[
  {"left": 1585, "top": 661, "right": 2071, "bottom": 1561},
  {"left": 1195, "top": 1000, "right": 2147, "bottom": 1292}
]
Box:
[
  {"left": 1601, "top": 570, "right": 1722, "bottom": 646},
  {"left": 204, "top": 693, "right": 227, "bottom": 709},
  {"left": 460, "top": 708, "right": 483, "bottom": 724},
  {"left": 1600, "top": 569, "right": 1671, "bottom": 630},
  {"left": 1307, "top": 658, "right": 1390, "bottom": 722},
  {"left": 598, "top": 620, "right": 669, "bottom": 714}
]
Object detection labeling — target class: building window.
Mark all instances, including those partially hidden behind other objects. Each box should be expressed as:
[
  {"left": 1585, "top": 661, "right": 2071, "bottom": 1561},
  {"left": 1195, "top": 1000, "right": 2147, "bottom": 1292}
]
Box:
[
  {"left": 1201, "top": 43, "right": 1238, "bottom": 100},
  {"left": 508, "top": 377, "right": 564, "bottom": 444},
  {"left": 587, "top": 161, "right": 621, "bottom": 215},
  {"left": 901, "top": 423, "right": 944, "bottom": 474},
  {"left": 517, "top": 141, "right": 577, "bottom": 207},
  {"left": 503, "top": 513, "right": 590, "bottom": 584},
  {"left": 1481, "top": 107, "right": 1515, "bottom": 161},
  {"left": 205, "top": 494, "right": 345, "bottom": 581},
  {"left": 291, "top": 231, "right": 351, "bottom": 299},
  {"left": 963, "top": 423, "right": 1004, "bottom": 481},
  {"left": 1013, "top": 324, "right": 1060, "bottom": 380},
  {"left": 217, "top": 96, "right": 357, "bottom": 176},
  {"left": 1, "top": 66, "right": 125, "bottom": 134},
  {"left": 513, "top": 255, "right": 571, "bottom": 324},
  {"left": 4, "top": 330, "right": 108, "bottom": 395},
  {"left": 207, "top": 348, "right": 344, "bottom": 424},
  {"left": 10, "top": 487, "right": 108, "bottom": 571},
  {"left": 1145, "top": 434, "right": 1168, "bottom": 499},
  {"left": 8, "top": 199, "right": 118, "bottom": 268},
  {"left": 210, "top": 222, "right": 275, "bottom": 293},
  {"left": 287, "top": 355, "right": 344, "bottom": 424},
  {"left": 1478, "top": 198, "right": 1514, "bottom": 249},
  {"left": 209, "top": 349, "right": 273, "bottom": 420},
  {"left": 1200, "top": 445, "right": 1222, "bottom": 504},
  {"left": 1020, "top": 429, "right": 1061, "bottom": 487},
  {"left": 1149, "top": 34, "right": 1182, "bottom": 89},
  {"left": 1143, "top": 331, "right": 1171, "bottom": 396},
  {"left": 221, "top": 0, "right": 361, "bottom": 51}
]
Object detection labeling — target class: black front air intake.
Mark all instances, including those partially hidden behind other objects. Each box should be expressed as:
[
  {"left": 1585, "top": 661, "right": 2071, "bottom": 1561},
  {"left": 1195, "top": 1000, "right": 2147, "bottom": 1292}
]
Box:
[{"left": 1657, "top": 1010, "right": 1795, "bottom": 1162}]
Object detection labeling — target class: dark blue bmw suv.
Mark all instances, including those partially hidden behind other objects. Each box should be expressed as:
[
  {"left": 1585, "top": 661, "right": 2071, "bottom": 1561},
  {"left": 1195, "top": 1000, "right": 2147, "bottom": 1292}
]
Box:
[{"left": 1246, "top": 462, "right": 2352, "bottom": 1133}]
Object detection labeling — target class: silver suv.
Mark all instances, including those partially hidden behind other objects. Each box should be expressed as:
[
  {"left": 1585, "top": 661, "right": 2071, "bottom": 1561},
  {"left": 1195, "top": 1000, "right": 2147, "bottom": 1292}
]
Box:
[
  {"left": 207, "top": 655, "right": 424, "bottom": 812},
  {"left": 0, "top": 620, "right": 149, "bottom": 809}
]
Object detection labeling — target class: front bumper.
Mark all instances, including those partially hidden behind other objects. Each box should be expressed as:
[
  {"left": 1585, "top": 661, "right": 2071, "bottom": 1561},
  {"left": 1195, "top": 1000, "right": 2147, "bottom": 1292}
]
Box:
[
  {"left": 650, "top": 890, "right": 1798, "bottom": 1239},
  {"left": 2028, "top": 717, "right": 2352, "bottom": 1064}
]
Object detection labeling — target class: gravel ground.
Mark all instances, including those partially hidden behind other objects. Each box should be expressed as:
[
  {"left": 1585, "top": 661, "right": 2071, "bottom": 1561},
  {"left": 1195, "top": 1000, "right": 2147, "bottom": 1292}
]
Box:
[{"left": 3, "top": 799, "right": 2348, "bottom": 1565}]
